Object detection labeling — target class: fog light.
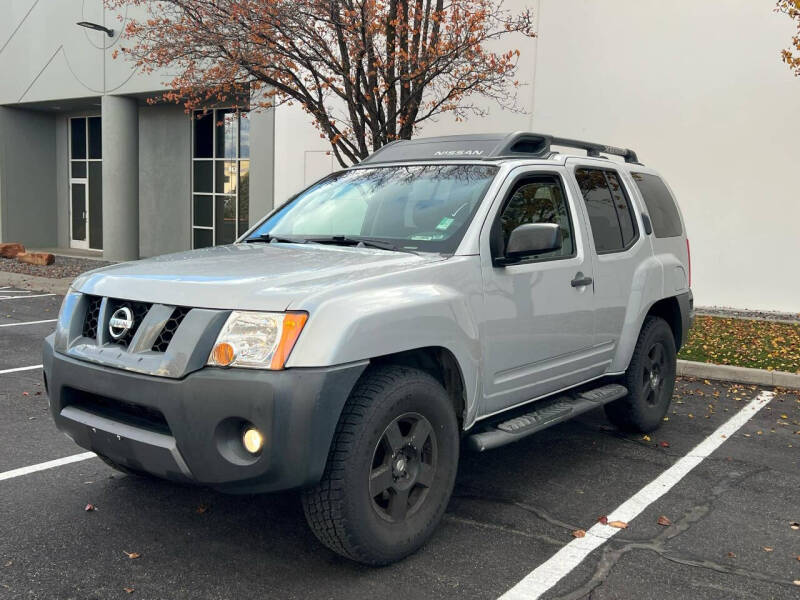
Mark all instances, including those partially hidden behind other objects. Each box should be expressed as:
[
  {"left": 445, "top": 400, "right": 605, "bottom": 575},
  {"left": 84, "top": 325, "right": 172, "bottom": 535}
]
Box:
[{"left": 242, "top": 427, "right": 264, "bottom": 454}]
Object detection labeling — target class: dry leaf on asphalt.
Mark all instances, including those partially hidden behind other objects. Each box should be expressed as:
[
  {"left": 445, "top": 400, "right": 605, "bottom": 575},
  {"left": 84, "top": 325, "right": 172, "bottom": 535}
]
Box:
[
  {"left": 642, "top": 434, "right": 651, "bottom": 442},
  {"left": 124, "top": 588, "right": 135, "bottom": 594},
  {"left": 726, "top": 552, "right": 736, "bottom": 558},
  {"left": 659, "top": 441, "right": 670, "bottom": 448},
  {"left": 762, "top": 546, "right": 773, "bottom": 552},
  {"left": 597, "top": 515, "right": 608, "bottom": 525},
  {"left": 657, "top": 516, "right": 672, "bottom": 526},
  {"left": 794, "top": 580, "right": 800, "bottom": 586},
  {"left": 3, "top": 561, "right": 12, "bottom": 567},
  {"left": 123, "top": 551, "right": 141, "bottom": 560},
  {"left": 608, "top": 521, "right": 628, "bottom": 529},
  {"left": 572, "top": 529, "right": 586, "bottom": 538},
  {"left": 790, "top": 521, "right": 800, "bottom": 530},
  {"left": 196, "top": 504, "right": 208, "bottom": 514},
  {"left": 84, "top": 504, "right": 95, "bottom": 512}
]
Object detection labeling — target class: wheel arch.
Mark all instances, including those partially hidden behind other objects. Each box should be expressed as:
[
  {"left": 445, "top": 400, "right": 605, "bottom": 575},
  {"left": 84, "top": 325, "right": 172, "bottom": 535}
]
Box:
[{"left": 370, "top": 347, "right": 467, "bottom": 428}]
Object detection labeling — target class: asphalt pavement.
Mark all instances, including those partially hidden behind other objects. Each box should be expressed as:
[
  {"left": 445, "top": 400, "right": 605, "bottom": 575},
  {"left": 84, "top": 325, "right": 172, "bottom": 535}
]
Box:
[{"left": 0, "top": 288, "right": 798, "bottom": 599}]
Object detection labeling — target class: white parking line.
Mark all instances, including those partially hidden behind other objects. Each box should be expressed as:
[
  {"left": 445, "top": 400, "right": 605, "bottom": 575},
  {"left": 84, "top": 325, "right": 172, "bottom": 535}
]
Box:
[
  {"left": 0, "top": 293, "right": 55, "bottom": 300},
  {"left": 0, "top": 289, "right": 35, "bottom": 294},
  {"left": 0, "top": 365, "right": 43, "bottom": 375},
  {"left": 499, "top": 390, "right": 775, "bottom": 600},
  {"left": 0, "top": 452, "right": 96, "bottom": 482},
  {"left": 0, "top": 319, "right": 57, "bottom": 328}
]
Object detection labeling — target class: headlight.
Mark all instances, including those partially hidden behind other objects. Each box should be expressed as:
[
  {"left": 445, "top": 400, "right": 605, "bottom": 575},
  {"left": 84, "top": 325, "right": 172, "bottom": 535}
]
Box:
[{"left": 207, "top": 311, "right": 308, "bottom": 370}]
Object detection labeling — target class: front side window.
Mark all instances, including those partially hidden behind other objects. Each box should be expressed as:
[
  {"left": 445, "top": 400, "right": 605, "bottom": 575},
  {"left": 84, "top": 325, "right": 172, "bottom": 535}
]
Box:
[
  {"left": 248, "top": 164, "right": 498, "bottom": 253},
  {"left": 192, "top": 109, "right": 250, "bottom": 248},
  {"left": 630, "top": 172, "right": 683, "bottom": 238},
  {"left": 496, "top": 176, "right": 575, "bottom": 261},
  {"left": 575, "top": 168, "right": 638, "bottom": 253}
]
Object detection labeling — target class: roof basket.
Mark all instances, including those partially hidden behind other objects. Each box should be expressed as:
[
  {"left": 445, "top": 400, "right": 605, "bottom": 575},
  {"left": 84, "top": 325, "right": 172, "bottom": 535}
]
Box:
[{"left": 358, "top": 132, "right": 640, "bottom": 165}]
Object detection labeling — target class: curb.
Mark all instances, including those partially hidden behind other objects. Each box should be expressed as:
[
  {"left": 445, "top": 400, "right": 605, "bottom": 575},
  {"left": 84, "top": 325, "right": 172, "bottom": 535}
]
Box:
[
  {"left": 677, "top": 359, "right": 800, "bottom": 390},
  {"left": 0, "top": 272, "right": 73, "bottom": 295}
]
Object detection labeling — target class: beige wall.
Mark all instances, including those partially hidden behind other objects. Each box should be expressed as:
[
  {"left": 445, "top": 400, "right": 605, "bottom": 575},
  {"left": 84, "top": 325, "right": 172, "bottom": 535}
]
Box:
[{"left": 274, "top": 0, "right": 800, "bottom": 312}]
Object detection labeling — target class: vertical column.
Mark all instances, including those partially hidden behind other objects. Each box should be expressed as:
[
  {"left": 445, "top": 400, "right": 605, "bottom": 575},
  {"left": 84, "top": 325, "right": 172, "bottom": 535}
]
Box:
[{"left": 101, "top": 95, "right": 139, "bottom": 261}]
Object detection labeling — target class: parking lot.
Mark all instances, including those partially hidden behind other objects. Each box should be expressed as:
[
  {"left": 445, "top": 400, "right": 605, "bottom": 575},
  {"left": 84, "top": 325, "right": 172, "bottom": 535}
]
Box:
[{"left": 1, "top": 286, "right": 798, "bottom": 600}]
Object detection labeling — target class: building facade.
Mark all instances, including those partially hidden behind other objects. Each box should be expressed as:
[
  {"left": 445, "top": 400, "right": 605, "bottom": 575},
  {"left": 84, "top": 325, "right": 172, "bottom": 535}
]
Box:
[{"left": 1, "top": 0, "right": 799, "bottom": 312}]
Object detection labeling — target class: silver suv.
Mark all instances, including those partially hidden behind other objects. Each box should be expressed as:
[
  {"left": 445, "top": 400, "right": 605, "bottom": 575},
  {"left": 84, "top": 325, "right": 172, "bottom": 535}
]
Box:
[{"left": 44, "top": 133, "right": 693, "bottom": 565}]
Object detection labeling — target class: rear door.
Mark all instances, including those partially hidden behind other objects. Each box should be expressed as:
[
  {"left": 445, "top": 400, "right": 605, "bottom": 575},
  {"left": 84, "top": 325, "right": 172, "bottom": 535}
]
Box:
[
  {"left": 567, "top": 160, "right": 651, "bottom": 365},
  {"left": 479, "top": 167, "right": 601, "bottom": 416}
]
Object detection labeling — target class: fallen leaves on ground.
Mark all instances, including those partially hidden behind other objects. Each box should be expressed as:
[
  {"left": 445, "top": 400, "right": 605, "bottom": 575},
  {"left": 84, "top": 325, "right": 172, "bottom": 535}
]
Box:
[
  {"left": 790, "top": 521, "right": 799, "bottom": 530},
  {"left": 642, "top": 434, "right": 651, "bottom": 442},
  {"left": 608, "top": 520, "right": 628, "bottom": 529},
  {"left": 572, "top": 529, "right": 586, "bottom": 538},
  {"left": 657, "top": 515, "right": 671, "bottom": 526},
  {"left": 84, "top": 504, "right": 95, "bottom": 512},
  {"left": 726, "top": 552, "right": 736, "bottom": 558},
  {"left": 659, "top": 441, "right": 670, "bottom": 448},
  {"left": 678, "top": 315, "right": 800, "bottom": 373},
  {"left": 195, "top": 504, "right": 208, "bottom": 514},
  {"left": 763, "top": 546, "right": 774, "bottom": 552},
  {"left": 123, "top": 552, "right": 141, "bottom": 560},
  {"left": 124, "top": 588, "right": 135, "bottom": 594},
  {"left": 597, "top": 515, "right": 608, "bottom": 525}
]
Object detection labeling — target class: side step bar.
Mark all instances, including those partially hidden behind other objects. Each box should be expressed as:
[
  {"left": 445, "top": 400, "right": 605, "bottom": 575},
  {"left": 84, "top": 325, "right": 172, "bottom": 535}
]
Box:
[{"left": 468, "top": 383, "right": 628, "bottom": 452}]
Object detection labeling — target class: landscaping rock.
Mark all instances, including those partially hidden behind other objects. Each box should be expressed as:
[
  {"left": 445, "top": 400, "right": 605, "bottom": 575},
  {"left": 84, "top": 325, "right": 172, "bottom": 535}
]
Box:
[
  {"left": 0, "top": 242, "right": 25, "bottom": 258},
  {"left": 17, "top": 252, "right": 55, "bottom": 266}
]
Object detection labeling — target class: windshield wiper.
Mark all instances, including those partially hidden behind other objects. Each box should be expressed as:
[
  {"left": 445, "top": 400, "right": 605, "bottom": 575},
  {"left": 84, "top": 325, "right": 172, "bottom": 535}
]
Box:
[
  {"left": 308, "top": 235, "right": 420, "bottom": 255},
  {"left": 245, "top": 233, "right": 307, "bottom": 244}
]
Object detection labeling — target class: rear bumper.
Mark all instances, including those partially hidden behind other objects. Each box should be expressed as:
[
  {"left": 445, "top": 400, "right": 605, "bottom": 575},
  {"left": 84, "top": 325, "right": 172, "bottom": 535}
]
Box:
[
  {"left": 43, "top": 336, "right": 367, "bottom": 493},
  {"left": 677, "top": 290, "right": 694, "bottom": 349}
]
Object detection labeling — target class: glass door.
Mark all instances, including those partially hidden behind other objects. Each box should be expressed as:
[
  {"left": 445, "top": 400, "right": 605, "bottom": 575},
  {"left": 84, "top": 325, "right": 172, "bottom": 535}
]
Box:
[{"left": 69, "top": 117, "right": 103, "bottom": 250}]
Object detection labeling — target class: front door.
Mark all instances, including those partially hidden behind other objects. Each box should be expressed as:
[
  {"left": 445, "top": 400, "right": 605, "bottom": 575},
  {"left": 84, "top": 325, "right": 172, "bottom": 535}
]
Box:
[
  {"left": 69, "top": 117, "right": 103, "bottom": 250},
  {"left": 479, "top": 168, "right": 605, "bottom": 417}
]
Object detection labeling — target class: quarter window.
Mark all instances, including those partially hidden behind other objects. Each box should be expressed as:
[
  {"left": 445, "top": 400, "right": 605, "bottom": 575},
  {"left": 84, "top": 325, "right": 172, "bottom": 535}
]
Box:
[
  {"left": 630, "top": 172, "right": 683, "bottom": 238},
  {"left": 575, "top": 168, "right": 638, "bottom": 253},
  {"left": 192, "top": 109, "right": 250, "bottom": 248},
  {"left": 496, "top": 176, "right": 575, "bottom": 261}
]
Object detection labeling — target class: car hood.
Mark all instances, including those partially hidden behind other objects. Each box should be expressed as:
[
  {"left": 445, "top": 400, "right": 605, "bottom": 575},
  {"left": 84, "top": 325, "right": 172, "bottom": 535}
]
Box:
[{"left": 72, "top": 243, "right": 447, "bottom": 311}]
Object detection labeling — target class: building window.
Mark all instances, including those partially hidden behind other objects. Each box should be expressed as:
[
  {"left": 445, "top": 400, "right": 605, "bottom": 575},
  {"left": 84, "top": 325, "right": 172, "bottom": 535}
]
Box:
[
  {"left": 192, "top": 109, "right": 250, "bottom": 248},
  {"left": 69, "top": 116, "right": 103, "bottom": 250}
]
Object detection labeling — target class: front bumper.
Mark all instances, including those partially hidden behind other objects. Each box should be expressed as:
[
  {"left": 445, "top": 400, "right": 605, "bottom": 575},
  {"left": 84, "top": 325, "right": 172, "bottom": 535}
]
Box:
[{"left": 43, "top": 336, "right": 367, "bottom": 493}]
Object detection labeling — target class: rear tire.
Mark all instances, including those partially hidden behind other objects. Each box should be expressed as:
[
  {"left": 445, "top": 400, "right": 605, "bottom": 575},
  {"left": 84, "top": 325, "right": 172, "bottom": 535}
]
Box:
[
  {"left": 605, "top": 316, "right": 676, "bottom": 432},
  {"left": 301, "top": 365, "right": 459, "bottom": 565}
]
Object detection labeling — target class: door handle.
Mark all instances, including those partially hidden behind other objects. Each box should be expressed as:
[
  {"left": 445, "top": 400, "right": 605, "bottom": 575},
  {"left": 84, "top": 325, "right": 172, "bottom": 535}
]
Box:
[{"left": 571, "top": 273, "right": 593, "bottom": 288}]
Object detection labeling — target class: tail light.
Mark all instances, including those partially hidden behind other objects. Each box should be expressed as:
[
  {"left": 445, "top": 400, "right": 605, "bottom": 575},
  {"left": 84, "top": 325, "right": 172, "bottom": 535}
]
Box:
[{"left": 686, "top": 238, "right": 691, "bottom": 288}]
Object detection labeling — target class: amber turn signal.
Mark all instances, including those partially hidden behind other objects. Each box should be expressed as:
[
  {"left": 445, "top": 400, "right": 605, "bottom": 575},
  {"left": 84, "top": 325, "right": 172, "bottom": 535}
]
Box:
[{"left": 211, "top": 341, "right": 236, "bottom": 366}]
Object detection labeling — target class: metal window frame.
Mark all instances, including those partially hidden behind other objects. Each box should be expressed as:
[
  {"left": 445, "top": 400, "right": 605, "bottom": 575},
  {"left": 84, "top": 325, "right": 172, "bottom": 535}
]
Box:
[
  {"left": 68, "top": 116, "right": 103, "bottom": 251},
  {"left": 190, "top": 108, "right": 248, "bottom": 248}
]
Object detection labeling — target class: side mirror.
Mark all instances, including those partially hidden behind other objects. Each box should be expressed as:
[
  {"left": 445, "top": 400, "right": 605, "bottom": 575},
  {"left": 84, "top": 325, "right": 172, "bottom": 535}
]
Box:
[{"left": 496, "top": 223, "right": 562, "bottom": 266}]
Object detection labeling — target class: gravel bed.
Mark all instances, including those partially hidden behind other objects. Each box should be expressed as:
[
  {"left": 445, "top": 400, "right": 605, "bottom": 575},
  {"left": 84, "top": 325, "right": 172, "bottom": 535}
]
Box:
[{"left": 0, "top": 256, "right": 113, "bottom": 279}]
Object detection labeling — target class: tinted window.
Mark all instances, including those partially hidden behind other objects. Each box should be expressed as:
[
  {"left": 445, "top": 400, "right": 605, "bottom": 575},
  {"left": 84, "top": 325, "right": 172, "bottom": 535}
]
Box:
[
  {"left": 605, "top": 171, "right": 637, "bottom": 246},
  {"left": 630, "top": 172, "right": 682, "bottom": 238},
  {"left": 498, "top": 177, "right": 574, "bottom": 261},
  {"left": 575, "top": 168, "right": 638, "bottom": 253}
]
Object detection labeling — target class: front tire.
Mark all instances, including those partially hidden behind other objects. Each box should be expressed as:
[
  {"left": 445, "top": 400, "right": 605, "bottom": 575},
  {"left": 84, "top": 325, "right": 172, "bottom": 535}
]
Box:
[
  {"left": 605, "top": 316, "right": 677, "bottom": 432},
  {"left": 301, "top": 365, "right": 459, "bottom": 565}
]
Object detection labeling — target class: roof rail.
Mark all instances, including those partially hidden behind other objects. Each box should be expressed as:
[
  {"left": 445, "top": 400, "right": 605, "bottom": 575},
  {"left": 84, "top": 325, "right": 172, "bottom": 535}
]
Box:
[{"left": 358, "top": 132, "right": 641, "bottom": 165}]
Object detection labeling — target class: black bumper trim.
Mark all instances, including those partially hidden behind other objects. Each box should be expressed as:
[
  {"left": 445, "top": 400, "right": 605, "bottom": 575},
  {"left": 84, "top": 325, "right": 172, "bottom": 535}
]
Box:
[{"left": 44, "top": 336, "right": 367, "bottom": 493}]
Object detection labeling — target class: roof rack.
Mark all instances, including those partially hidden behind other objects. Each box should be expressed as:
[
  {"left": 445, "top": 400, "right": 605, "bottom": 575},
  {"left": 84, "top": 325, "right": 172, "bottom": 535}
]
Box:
[{"left": 358, "top": 132, "right": 641, "bottom": 165}]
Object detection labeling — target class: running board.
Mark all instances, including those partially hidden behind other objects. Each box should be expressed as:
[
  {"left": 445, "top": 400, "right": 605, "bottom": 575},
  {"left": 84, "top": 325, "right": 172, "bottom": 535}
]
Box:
[{"left": 468, "top": 383, "right": 628, "bottom": 452}]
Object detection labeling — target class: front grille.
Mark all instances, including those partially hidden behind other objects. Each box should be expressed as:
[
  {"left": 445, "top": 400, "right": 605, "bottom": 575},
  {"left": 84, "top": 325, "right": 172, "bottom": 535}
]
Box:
[
  {"left": 107, "top": 298, "right": 151, "bottom": 348},
  {"left": 63, "top": 387, "right": 171, "bottom": 434},
  {"left": 152, "top": 306, "right": 191, "bottom": 352},
  {"left": 82, "top": 295, "right": 102, "bottom": 339}
]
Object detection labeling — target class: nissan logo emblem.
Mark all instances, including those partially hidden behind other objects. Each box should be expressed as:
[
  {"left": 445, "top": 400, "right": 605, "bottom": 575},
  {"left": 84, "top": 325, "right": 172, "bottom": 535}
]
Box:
[{"left": 108, "top": 306, "right": 134, "bottom": 340}]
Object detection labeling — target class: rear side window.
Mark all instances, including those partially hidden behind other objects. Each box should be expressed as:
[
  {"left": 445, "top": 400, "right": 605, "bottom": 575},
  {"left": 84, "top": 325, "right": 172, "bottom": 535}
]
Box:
[
  {"left": 575, "top": 168, "right": 638, "bottom": 253},
  {"left": 630, "top": 172, "right": 683, "bottom": 238}
]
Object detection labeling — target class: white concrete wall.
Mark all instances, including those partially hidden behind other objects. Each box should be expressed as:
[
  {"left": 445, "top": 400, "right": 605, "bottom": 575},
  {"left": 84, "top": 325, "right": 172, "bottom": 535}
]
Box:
[{"left": 272, "top": 0, "right": 800, "bottom": 313}]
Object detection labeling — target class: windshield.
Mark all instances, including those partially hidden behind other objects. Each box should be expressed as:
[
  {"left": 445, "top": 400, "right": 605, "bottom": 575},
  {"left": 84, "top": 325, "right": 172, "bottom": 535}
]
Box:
[{"left": 246, "top": 164, "right": 499, "bottom": 253}]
